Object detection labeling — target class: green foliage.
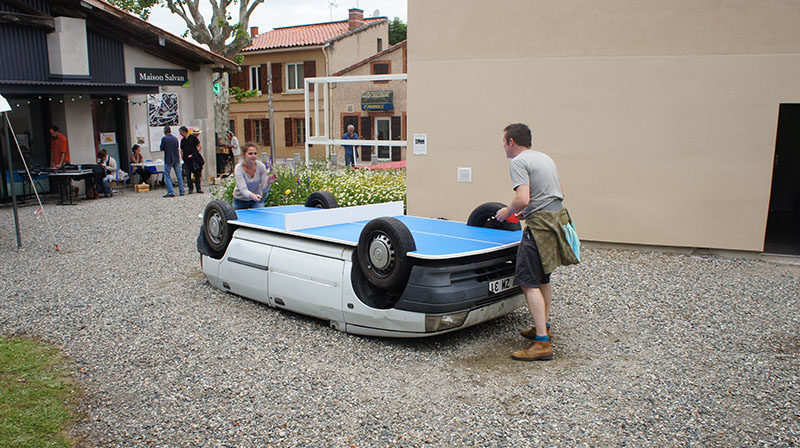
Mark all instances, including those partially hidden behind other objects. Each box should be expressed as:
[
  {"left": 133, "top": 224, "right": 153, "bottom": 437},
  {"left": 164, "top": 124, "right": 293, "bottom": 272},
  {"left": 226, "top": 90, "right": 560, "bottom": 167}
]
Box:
[
  {"left": 229, "top": 86, "right": 260, "bottom": 103},
  {"left": 212, "top": 165, "right": 407, "bottom": 208},
  {"left": 107, "top": 0, "right": 162, "bottom": 20},
  {"left": 0, "top": 336, "right": 80, "bottom": 448},
  {"left": 388, "top": 17, "right": 407, "bottom": 45}
]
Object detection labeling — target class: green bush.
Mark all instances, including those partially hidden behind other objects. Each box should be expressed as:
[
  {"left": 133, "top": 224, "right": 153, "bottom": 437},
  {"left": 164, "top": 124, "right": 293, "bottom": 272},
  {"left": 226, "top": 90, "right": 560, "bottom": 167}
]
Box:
[{"left": 211, "top": 165, "right": 406, "bottom": 208}]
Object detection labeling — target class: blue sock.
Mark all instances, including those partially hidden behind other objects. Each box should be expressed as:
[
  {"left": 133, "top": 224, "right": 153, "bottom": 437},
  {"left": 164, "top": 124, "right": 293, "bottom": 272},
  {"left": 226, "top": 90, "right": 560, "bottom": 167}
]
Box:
[{"left": 534, "top": 335, "right": 550, "bottom": 342}]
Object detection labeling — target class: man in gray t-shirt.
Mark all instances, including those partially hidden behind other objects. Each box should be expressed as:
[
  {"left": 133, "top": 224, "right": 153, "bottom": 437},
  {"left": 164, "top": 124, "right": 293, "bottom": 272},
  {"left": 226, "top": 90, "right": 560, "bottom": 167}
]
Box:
[
  {"left": 495, "top": 122, "right": 564, "bottom": 362},
  {"left": 509, "top": 147, "right": 564, "bottom": 218}
]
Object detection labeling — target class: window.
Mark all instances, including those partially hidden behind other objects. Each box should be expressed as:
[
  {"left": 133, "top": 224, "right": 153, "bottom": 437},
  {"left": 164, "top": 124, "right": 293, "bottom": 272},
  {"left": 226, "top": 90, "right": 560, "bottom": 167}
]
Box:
[
  {"left": 370, "top": 61, "right": 391, "bottom": 84},
  {"left": 253, "top": 120, "right": 263, "bottom": 143},
  {"left": 377, "top": 38, "right": 383, "bottom": 53},
  {"left": 294, "top": 119, "right": 305, "bottom": 144},
  {"left": 286, "top": 62, "right": 304, "bottom": 92},
  {"left": 229, "top": 120, "right": 235, "bottom": 134},
  {"left": 249, "top": 65, "right": 261, "bottom": 91}
]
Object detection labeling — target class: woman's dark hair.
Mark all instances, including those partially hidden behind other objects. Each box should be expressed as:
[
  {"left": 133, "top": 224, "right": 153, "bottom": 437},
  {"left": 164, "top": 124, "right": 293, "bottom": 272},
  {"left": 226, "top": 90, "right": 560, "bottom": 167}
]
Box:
[
  {"left": 503, "top": 123, "right": 532, "bottom": 147},
  {"left": 131, "top": 144, "right": 140, "bottom": 152},
  {"left": 97, "top": 149, "right": 107, "bottom": 158}
]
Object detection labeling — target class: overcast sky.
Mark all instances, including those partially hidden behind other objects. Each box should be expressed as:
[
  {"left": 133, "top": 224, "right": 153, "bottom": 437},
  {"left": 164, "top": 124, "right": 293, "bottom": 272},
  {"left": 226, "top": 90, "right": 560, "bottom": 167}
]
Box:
[{"left": 147, "top": 0, "right": 408, "bottom": 46}]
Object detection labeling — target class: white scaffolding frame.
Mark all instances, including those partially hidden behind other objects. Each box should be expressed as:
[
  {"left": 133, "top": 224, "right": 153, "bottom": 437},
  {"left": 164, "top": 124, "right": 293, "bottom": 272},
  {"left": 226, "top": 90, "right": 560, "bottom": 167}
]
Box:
[{"left": 303, "top": 73, "right": 408, "bottom": 166}]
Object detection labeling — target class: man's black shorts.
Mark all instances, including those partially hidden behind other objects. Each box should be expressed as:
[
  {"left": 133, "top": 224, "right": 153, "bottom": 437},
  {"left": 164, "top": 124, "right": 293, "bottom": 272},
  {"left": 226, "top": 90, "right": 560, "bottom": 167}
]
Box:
[{"left": 515, "top": 229, "right": 550, "bottom": 288}]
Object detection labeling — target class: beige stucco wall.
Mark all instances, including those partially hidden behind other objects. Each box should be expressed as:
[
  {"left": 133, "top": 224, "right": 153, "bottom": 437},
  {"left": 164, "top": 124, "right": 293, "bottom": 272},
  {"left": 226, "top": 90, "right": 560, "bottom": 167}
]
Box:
[
  {"left": 407, "top": 0, "right": 800, "bottom": 251},
  {"left": 331, "top": 44, "right": 407, "bottom": 164},
  {"left": 328, "top": 22, "right": 389, "bottom": 73}
]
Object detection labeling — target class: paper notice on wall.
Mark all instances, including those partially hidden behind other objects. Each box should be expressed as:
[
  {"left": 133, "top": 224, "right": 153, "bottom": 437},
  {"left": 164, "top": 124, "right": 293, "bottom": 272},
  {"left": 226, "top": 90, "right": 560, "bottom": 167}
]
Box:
[
  {"left": 134, "top": 125, "right": 148, "bottom": 149},
  {"left": 100, "top": 132, "right": 116, "bottom": 145},
  {"left": 413, "top": 133, "right": 427, "bottom": 155}
]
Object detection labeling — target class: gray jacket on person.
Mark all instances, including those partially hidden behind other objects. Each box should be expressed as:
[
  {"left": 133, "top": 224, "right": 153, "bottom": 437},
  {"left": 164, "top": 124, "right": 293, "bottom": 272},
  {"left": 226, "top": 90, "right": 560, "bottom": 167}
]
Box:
[{"left": 160, "top": 134, "right": 180, "bottom": 165}]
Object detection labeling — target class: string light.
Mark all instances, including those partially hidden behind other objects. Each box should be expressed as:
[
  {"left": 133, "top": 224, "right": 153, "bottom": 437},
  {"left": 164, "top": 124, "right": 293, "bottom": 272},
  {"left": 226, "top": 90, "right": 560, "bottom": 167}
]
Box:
[{"left": 11, "top": 96, "right": 153, "bottom": 106}]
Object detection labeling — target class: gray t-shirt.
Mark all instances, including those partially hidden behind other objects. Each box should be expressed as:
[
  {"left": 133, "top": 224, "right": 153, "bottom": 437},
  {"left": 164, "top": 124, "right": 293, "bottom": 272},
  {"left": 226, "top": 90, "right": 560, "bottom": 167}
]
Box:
[
  {"left": 509, "top": 149, "right": 564, "bottom": 217},
  {"left": 233, "top": 160, "right": 269, "bottom": 200}
]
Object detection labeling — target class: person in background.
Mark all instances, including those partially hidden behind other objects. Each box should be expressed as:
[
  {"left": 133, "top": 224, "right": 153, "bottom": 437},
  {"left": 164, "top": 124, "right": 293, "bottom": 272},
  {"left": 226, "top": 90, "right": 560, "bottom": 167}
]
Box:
[
  {"left": 49, "top": 125, "right": 70, "bottom": 169},
  {"left": 129, "top": 144, "right": 151, "bottom": 184},
  {"left": 160, "top": 126, "right": 184, "bottom": 197},
  {"left": 49, "top": 125, "right": 74, "bottom": 201},
  {"left": 341, "top": 124, "right": 359, "bottom": 167},
  {"left": 495, "top": 122, "right": 579, "bottom": 362},
  {"left": 226, "top": 130, "right": 240, "bottom": 163},
  {"left": 96, "top": 149, "right": 118, "bottom": 198},
  {"left": 179, "top": 126, "right": 204, "bottom": 194},
  {"left": 232, "top": 142, "right": 277, "bottom": 210}
]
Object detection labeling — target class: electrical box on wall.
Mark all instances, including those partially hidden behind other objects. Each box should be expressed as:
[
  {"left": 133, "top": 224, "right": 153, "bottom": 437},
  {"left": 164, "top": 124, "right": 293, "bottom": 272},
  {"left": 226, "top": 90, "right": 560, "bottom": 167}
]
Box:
[{"left": 458, "top": 167, "right": 472, "bottom": 183}]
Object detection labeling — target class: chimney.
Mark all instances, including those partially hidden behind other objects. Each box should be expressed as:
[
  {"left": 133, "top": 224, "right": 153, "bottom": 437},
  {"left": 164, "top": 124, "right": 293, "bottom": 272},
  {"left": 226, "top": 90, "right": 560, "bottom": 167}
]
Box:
[
  {"left": 348, "top": 8, "right": 364, "bottom": 30},
  {"left": 250, "top": 26, "right": 259, "bottom": 37}
]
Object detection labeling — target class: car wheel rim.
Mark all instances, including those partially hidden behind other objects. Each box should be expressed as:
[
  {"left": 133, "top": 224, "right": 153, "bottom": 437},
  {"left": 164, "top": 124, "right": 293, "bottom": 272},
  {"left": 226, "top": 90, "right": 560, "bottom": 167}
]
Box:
[
  {"left": 208, "top": 212, "right": 223, "bottom": 245},
  {"left": 368, "top": 233, "right": 394, "bottom": 274}
]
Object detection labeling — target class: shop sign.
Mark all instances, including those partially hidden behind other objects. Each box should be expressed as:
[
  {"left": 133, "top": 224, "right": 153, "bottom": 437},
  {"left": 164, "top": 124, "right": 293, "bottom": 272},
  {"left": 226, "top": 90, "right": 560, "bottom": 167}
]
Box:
[
  {"left": 135, "top": 68, "right": 189, "bottom": 86},
  {"left": 361, "top": 90, "right": 394, "bottom": 111}
]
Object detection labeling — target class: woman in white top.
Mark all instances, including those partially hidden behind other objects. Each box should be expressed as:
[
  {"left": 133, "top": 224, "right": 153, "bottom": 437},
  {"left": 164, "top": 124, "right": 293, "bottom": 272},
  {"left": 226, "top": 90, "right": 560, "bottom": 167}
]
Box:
[
  {"left": 232, "top": 143, "right": 277, "bottom": 210},
  {"left": 97, "top": 149, "right": 128, "bottom": 197}
]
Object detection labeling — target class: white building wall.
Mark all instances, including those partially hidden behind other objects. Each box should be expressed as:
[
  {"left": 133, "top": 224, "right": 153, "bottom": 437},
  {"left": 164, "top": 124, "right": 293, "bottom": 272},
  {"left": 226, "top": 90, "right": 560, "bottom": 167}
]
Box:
[{"left": 124, "top": 45, "right": 217, "bottom": 176}]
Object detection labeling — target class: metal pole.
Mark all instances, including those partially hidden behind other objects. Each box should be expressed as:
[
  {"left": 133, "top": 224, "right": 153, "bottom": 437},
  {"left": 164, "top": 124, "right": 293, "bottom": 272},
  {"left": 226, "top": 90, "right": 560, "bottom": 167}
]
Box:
[
  {"left": 267, "top": 62, "right": 276, "bottom": 164},
  {"left": 3, "top": 112, "right": 22, "bottom": 249}
]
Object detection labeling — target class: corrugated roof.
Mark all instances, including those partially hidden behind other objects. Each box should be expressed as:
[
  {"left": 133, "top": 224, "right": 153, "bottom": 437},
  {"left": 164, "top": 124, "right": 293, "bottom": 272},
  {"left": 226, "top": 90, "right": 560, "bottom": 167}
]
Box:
[{"left": 244, "top": 18, "right": 385, "bottom": 52}]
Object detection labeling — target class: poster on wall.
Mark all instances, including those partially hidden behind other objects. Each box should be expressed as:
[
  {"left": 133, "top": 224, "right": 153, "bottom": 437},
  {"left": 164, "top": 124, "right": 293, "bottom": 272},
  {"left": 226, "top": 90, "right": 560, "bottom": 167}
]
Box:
[
  {"left": 148, "top": 93, "right": 179, "bottom": 153},
  {"left": 99, "top": 132, "right": 116, "bottom": 145},
  {"left": 133, "top": 125, "right": 148, "bottom": 149},
  {"left": 413, "top": 133, "right": 428, "bottom": 155}
]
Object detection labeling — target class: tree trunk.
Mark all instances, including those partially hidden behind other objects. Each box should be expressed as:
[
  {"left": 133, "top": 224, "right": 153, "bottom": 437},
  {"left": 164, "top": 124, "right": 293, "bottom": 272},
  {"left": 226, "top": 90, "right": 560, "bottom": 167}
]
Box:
[{"left": 214, "top": 73, "right": 231, "bottom": 136}]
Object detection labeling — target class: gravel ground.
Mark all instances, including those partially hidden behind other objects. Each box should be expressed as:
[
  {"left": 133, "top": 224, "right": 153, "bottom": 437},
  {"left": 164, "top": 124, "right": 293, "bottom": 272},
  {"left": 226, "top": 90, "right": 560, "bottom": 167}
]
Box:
[{"left": 0, "top": 188, "right": 798, "bottom": 447}]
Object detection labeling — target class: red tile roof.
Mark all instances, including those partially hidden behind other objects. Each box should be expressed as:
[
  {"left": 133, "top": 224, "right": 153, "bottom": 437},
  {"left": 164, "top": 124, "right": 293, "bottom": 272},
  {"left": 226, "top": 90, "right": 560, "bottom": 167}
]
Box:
[{"left": 244, "top": 18, "right": 386, "bottom": 52}]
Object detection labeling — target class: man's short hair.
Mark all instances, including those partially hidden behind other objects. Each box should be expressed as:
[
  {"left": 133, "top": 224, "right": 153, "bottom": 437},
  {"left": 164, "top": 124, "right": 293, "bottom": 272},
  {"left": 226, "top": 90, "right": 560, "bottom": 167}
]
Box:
[
  {"left": 226, "top": 130, "right": 233, "bottom": 136},
  {"left": 50, "top": 125, "right": 59, "bottom": 132},
  {"left": 179, "top": 126, "right": 188, "bottom": 133},
  {"left": 503, "top": 123, "right": 532, "bottom": 147},
  {"left": 347, "top": 124, "right": 354, "bottom": 131},
  {"left": 163, "top": 126, "right": 171, "bottom": 134}
]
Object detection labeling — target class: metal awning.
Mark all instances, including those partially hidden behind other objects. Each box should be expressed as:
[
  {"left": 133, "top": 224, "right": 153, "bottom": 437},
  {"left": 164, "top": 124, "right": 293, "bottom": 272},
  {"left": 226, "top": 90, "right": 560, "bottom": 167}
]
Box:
[
  {"left": 0, "top": 80, "right": 159, "bottom": 95},
  {"left": 361, "top": 90, "right": 394, "bottom": 111}
]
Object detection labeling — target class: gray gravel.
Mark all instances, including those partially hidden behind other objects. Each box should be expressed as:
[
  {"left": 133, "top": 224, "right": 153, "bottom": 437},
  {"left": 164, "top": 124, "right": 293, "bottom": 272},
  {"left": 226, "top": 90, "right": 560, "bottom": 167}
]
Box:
[{"left": 0, "top": 188, "right": 798, "bottom": 447}]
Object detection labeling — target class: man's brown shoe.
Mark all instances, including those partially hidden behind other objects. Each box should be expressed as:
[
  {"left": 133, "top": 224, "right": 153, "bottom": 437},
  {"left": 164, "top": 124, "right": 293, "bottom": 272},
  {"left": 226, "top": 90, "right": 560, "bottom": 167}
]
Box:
[
  {"left": 511, "top": 340, "right": 553, "bottom": 361},
  {"left": 520, "top": 325, "right": 551, "bottom": 340}
]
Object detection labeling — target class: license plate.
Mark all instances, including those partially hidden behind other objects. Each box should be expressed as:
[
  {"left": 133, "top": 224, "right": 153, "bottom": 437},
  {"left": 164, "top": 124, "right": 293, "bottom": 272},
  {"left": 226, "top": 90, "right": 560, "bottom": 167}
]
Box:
[{"left": 488, "top": 276, "right": 514, "bottom": 294}]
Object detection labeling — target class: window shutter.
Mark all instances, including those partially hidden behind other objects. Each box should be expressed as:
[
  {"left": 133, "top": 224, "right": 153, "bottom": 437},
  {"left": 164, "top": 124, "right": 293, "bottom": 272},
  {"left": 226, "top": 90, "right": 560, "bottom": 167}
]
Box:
[
  {"left": 230, "top": 69, "right": 246, "bottom": 89},
  {"left": 243, "top": 119, "right": 252, "bottom": 143},
  {"left": 303, "top": 60, "right": 316, "bottom": 78},
  {"left": 360, "top": 116, "right": 371, "bottom": 161},
  {"left": 259, "top": 65, "right": 269, "bottom": 92},
  {"left": 390, "top": 116, "right": 402, "bottom": 161},
  {"left": 271, "top": 63, "right": 282, "bottom": 93},
  {"left": 284, "top": 118, "right": 293, "bottom": 146},
  {"left": 372, "top": 62, "right": 389, "bottom": 75},
  {"left": 262, "top": 119, "right": 270, "bottom": 146}
]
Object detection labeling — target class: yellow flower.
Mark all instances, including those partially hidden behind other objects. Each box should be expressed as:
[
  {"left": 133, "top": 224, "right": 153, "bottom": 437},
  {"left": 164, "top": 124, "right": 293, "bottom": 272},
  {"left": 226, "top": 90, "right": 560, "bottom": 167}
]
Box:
[{"left": 284, "top": 189, "right": 292, "bottom": 195}]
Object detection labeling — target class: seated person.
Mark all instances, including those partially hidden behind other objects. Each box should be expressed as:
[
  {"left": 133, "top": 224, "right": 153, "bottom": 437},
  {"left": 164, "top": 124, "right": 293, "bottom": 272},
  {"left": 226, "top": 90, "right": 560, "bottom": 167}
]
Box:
[
  {"left": 97, "top": 149, "right": 128, "bottom": 197},
  {"left": 129, "top": 144, "right": 152, "bottom": 184},
  {"left": 233, "top": 143, "right": 277, "bottom": 210}
]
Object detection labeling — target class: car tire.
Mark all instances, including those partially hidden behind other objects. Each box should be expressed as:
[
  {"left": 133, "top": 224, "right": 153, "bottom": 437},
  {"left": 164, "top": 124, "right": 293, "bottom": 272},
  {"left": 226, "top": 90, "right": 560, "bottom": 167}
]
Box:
[
  {"left": 305, "top": 191, "right": 338, "bottom": 208},
  {"left": 357, "top": 217, "right": 416, "bottom": 293},
  {"left": 467, "top": 202, "right": 521, "bottom": 231},
  {"left": 203, "top": 200, "right": 237, "bottom": 259}
]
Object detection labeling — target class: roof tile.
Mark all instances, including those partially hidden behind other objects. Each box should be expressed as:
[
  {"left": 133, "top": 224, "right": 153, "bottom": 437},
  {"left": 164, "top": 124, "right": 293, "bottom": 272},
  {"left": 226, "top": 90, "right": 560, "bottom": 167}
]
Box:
[{"left": 244, "top": 18, "right": 385, "bottom": 52}]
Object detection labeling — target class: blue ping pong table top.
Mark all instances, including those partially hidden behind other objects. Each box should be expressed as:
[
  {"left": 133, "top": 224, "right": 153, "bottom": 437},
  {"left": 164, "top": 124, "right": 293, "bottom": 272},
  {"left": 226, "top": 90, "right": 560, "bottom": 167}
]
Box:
[{"left": 229, "top": 205, "right": 522, "bottom": 260}]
